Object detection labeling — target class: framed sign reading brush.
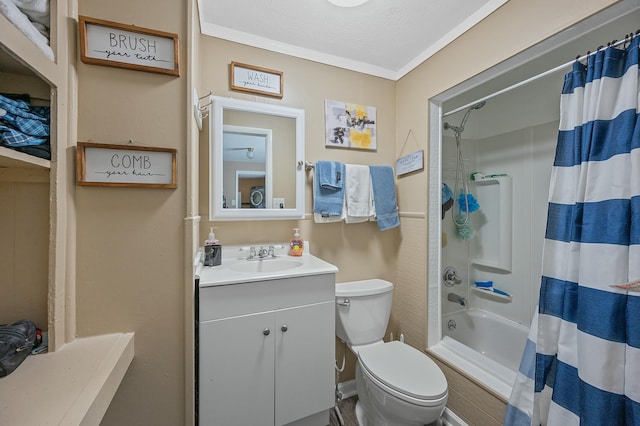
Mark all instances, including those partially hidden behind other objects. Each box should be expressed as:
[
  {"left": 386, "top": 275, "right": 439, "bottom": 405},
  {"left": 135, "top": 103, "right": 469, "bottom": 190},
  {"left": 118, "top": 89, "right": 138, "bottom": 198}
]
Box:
[{"left": 79, "top": 16, "right": 180, "bottom": 76}]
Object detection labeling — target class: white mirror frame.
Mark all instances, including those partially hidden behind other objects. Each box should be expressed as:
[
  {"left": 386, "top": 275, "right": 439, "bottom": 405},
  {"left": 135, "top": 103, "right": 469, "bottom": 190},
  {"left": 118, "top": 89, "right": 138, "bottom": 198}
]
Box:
[{"left": 209, "top": 95, "right": 305, "bottom": 220}]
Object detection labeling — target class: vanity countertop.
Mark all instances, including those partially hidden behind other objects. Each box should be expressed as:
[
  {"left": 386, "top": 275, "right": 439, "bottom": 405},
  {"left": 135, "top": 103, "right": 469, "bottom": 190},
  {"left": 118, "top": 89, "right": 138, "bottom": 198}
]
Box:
[{"left": 197, "top": 242, "right": 338, "bottom": 288}]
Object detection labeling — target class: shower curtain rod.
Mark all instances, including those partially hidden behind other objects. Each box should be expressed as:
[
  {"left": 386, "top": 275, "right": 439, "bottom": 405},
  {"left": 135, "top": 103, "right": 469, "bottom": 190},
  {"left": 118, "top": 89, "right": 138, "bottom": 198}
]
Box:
[{"left": 443, "top": 31, "right": 639, "bottom": 118}]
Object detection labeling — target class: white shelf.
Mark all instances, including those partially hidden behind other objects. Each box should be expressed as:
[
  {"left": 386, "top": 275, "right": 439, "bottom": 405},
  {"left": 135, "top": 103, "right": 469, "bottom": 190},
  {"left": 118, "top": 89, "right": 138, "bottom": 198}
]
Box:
[
  {"left": 471, "top": 176, "right": 513, "bottom": 272},
  {"left": 0, "top": 13, "right": 57, "bottom": 84},
  {"left": 472, "top": 286, "right": 512, "bottom": 302},
  {"left": 0, "top": 333, "right": 134, "bottom": 425},
  {"left": 0, "top": 145, "right": 50, "bottom": 169}
]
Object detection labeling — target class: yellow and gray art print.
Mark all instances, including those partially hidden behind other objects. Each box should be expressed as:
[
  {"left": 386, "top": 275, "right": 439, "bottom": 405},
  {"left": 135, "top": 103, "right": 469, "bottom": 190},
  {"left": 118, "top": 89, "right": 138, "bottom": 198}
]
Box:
[{"left": 324, "top": 99, "right": 376, "bottom": 150}]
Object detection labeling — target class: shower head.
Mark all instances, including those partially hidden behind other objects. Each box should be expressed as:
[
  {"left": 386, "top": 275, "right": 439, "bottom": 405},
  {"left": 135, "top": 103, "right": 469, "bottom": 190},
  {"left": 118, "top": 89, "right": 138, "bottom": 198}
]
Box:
[{"left": 443, "top": 101, "right": 486, "bottom": 135}]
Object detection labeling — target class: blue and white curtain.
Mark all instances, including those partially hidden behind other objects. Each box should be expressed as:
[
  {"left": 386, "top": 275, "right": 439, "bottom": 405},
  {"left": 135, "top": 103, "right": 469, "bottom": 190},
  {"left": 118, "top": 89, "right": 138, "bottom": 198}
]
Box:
[{"left": 506, "top": 35, "right": 640, "bottom": 425}]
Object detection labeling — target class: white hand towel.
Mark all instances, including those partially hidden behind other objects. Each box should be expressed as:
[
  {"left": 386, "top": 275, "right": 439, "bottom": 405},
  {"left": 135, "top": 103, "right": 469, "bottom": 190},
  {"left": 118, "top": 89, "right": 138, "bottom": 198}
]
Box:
[
  {"left": 0, "top": 0, "right": 53, "bottom": 60},
  {"left": 345, "top": 164, "right": 375, "bottom": 223}
]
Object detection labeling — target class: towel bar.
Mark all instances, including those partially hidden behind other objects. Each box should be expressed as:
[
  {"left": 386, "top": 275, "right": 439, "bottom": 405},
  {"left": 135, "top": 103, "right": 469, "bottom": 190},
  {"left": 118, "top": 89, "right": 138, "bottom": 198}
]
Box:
[{"left": 300, "top": 160, "right": 314, "bottom": 170}]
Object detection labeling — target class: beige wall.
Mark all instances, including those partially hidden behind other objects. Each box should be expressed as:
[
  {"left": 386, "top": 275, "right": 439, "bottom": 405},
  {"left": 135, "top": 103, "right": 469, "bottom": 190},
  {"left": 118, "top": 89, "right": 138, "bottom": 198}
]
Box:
[
  {"left": 75, "top": 0, "right": 188, "bottom": 425},
  {"left": 64, "top": 0, "right": 619, "bottom": 424},
  {"left": 198, "top": 36, "right": 399, "bottom": 284}
]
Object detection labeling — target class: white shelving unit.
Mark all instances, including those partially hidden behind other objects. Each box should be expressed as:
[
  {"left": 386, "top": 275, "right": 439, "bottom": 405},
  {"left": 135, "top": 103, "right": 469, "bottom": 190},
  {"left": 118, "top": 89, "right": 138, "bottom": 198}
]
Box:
[
  {"left": 0, "top": 0, "right": 68, "bottom": 351},
  {"left": 0, "top": 4, "right": 134, "bottom": 424}
]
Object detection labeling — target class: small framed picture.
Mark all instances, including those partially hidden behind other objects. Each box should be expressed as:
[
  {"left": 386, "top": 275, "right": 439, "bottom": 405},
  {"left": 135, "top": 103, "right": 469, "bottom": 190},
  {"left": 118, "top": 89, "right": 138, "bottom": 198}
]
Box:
[
  {"left": 79, "top": 16, "right": 180, "bottom": 76},
  {"left": 230, "top": 62, "right": 283, "bottom": 98}
]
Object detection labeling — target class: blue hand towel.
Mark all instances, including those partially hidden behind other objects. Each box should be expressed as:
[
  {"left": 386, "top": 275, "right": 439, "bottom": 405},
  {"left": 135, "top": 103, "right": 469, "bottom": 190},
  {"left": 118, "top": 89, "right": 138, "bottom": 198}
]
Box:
[
  {"left": 313, "top": 161, "right": 345, "bottom": 217},
  {"left": 369, "top": 166, "right": 400, "bottom": 231},
  {"left": 317, "top": 160, "right": 344, "bottom": 190}
]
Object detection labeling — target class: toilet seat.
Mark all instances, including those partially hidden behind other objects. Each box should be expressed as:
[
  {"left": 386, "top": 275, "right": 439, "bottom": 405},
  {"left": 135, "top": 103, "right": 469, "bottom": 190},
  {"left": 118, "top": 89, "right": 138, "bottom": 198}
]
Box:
[{"left": 358, "top": 341, "right": 448, "bottom": 407}]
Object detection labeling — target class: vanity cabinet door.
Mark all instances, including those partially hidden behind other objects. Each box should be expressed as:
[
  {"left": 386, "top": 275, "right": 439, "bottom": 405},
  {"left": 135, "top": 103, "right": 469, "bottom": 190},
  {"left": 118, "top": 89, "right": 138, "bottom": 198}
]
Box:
[
  {"left": 275, "top": 301, "right": 335, "bottom": 426},
  {"left": 199, "top": 311, "right": 276, "bottom": 426}
]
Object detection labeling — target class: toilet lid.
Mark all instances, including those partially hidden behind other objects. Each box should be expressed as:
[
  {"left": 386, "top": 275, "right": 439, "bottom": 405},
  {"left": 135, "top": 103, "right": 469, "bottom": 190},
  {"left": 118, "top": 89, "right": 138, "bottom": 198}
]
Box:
[{"left": 359, "top": 341, "right": 447, "bottom": 401}]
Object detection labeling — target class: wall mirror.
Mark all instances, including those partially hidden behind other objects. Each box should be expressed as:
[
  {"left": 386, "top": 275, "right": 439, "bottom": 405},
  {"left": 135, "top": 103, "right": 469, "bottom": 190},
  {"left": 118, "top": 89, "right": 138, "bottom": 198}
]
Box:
[{"left": 209, "top": 96, "right": 305, "bottom": 220}]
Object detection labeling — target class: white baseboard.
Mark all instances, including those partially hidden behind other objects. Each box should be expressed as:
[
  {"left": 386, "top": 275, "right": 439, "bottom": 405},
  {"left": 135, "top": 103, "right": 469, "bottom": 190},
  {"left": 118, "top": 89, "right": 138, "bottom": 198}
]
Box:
[
  {"left": 442, "top": 408, "right": 468, "bottom": 426},
  {"left": 337, "top": 380, "right": 357, "bottom": 399}
]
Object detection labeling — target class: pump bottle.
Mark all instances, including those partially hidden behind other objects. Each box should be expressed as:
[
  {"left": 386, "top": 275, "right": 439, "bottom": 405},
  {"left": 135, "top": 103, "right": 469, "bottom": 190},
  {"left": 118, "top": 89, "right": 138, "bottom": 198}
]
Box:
[
  {"left": 289, "top": 228, "right": 304, "bottom": 257},
  {"left": 204, "top": 227, "right": 222, "bottom": 266}
]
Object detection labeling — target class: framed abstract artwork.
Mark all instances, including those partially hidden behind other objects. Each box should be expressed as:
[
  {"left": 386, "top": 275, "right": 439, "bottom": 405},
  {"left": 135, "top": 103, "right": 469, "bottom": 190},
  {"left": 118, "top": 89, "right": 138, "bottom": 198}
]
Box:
[{"left": 324, "top": 100, "right": 376, "bottom": 150}]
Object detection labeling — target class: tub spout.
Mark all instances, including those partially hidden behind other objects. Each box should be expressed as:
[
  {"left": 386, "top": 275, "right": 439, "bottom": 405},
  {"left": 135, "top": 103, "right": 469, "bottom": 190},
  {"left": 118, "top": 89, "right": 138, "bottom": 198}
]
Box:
[{"left": 448, "top": 293, "right": 467, "bottom": 306}]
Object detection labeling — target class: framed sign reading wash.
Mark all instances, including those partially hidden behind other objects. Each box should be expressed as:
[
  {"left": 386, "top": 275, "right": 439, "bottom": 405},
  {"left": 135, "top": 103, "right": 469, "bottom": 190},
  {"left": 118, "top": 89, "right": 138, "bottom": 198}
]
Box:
[
  {"left": 79, "top": 15, "right": 180, "bottom": 76},
  {"left": 76, "top": 142, "right": 177, "bottom": 188},
  {"left": 230, "top": 62, "right": 283, "bottom": 98}
]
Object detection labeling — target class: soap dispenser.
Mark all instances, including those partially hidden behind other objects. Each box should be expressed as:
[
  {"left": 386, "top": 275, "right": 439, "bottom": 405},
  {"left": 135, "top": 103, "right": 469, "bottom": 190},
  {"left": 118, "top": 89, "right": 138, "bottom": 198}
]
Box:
[
  {"left": 204, "top": 227, "right": 222, "bottom": 266},
  {"left": 289, "top": 228, "right": 304, "bottom": 257}
]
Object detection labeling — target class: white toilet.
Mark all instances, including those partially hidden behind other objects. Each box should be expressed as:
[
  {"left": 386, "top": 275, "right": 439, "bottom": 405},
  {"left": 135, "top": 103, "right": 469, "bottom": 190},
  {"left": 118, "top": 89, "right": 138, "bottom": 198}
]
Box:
[{"left": 336, "top": 279, "right": 448, "bottom": 426}]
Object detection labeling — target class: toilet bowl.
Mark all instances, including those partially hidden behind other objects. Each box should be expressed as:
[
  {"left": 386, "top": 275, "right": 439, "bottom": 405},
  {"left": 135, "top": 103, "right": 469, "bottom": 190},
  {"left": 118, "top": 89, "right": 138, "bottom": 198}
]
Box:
[{"left": 335, "top": 279, "right": 448, "bottom": 426}]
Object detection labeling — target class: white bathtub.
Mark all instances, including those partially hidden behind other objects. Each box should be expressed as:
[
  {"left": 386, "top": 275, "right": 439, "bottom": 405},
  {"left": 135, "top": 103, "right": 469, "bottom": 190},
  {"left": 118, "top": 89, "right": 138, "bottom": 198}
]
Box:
[{"left": 429, "top": 308, "right": 529, "bottom": 400}]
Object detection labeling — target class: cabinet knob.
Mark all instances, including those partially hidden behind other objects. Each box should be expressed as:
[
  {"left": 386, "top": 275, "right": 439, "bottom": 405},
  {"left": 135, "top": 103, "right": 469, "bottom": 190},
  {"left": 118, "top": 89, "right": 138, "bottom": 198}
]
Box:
[
  {"left": 263, "top": 328, "right": 271, "bottom": 336},
  {"left": 281, "top": 325, "right": 288, "bottom": 332}
]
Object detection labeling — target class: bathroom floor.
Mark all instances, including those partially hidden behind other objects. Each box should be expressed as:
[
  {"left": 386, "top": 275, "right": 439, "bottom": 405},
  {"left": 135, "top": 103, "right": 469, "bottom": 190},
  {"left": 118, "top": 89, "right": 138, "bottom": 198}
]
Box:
[
  {"left": 329, "top": 396, "right": 358, "bottom": 426},
  {"left": 328, "top": 396, "right": 446, "bottom": 426}
]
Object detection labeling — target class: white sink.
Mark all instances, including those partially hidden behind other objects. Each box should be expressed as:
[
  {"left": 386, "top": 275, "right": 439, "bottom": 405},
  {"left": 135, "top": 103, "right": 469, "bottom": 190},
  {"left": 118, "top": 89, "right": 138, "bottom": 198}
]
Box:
[
  {"left": 197, "top": 242, "right": 339, "bottom": 287},
  {"left": 228, "top": 259, "right": 304, "bottom": 274}
]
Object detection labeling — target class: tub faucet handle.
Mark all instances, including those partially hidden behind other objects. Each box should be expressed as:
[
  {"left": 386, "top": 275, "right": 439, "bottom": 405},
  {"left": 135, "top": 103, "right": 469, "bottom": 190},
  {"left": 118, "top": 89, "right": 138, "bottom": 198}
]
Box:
[{"left": 443, "top": 266, "right": 463, "bottom": 286}]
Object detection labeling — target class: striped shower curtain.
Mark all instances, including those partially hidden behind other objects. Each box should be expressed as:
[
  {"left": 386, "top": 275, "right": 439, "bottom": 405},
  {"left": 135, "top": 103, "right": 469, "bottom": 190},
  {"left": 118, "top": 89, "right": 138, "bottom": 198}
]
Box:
[{"left": 505, "top": 35, "right": 640, "bottom": 425}]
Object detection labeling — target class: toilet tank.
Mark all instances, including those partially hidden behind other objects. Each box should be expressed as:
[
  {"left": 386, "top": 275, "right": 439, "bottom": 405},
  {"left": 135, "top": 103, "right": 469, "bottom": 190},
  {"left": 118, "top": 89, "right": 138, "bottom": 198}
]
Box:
[{"left": 335, "top": 279, "right": 393, "bottom": 346}]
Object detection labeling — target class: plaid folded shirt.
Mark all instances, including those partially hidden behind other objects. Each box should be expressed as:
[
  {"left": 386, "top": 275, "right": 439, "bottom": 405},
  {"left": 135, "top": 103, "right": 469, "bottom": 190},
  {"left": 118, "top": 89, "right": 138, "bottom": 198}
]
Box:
[
  {"left": 0, "top": 94, "right": 50, "bottom": 147},
  {"left": 0, "top": 123, "right": 48, "bottom": 146}
]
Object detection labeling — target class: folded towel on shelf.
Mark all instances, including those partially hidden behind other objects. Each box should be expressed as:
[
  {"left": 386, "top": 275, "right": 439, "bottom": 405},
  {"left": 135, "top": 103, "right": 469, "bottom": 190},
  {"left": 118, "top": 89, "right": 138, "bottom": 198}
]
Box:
[
  {"left": 313, "top": 161, "right": 345, "bottom": 218},
  {"left": 12, "top": 0, "right": 50, "bottom": 30},
  {"left": 0, "top": 0, "right": 53, "bottom": 60},
  {"left": 369, "top": 165, "right": 400, "bottom": 231},
  {"left": 345, "top": 164, "right": 375, "bottom": 223}
]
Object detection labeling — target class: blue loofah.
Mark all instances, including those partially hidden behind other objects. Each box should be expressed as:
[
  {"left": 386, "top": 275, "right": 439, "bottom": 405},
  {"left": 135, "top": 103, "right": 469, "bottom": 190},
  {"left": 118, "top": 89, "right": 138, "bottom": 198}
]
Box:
[
  {"left": 457, "top": 192, "right": 480, "bottom": 213},
  {"left": 454, "top": 214, "right": 475, "bottom": 240}
]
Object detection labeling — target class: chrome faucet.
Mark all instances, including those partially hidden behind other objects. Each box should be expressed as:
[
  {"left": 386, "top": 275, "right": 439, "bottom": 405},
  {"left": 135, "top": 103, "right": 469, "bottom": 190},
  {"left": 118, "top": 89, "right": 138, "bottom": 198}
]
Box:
[
  {"left": 247, "top": 245, "right": 277, "bottom": 260},
  {"left": 443, "top": 266, "right": 462, "bottom": 286},
  {"left": 447, "top": 293, "right": 467, "bottom": 306}
]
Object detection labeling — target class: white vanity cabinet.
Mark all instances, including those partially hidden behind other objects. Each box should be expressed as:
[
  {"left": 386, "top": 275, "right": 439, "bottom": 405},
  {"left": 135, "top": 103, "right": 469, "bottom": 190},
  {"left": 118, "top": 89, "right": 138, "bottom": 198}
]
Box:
[{"left": 199, "top": 272, "right": 336, "bottom": 426}]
